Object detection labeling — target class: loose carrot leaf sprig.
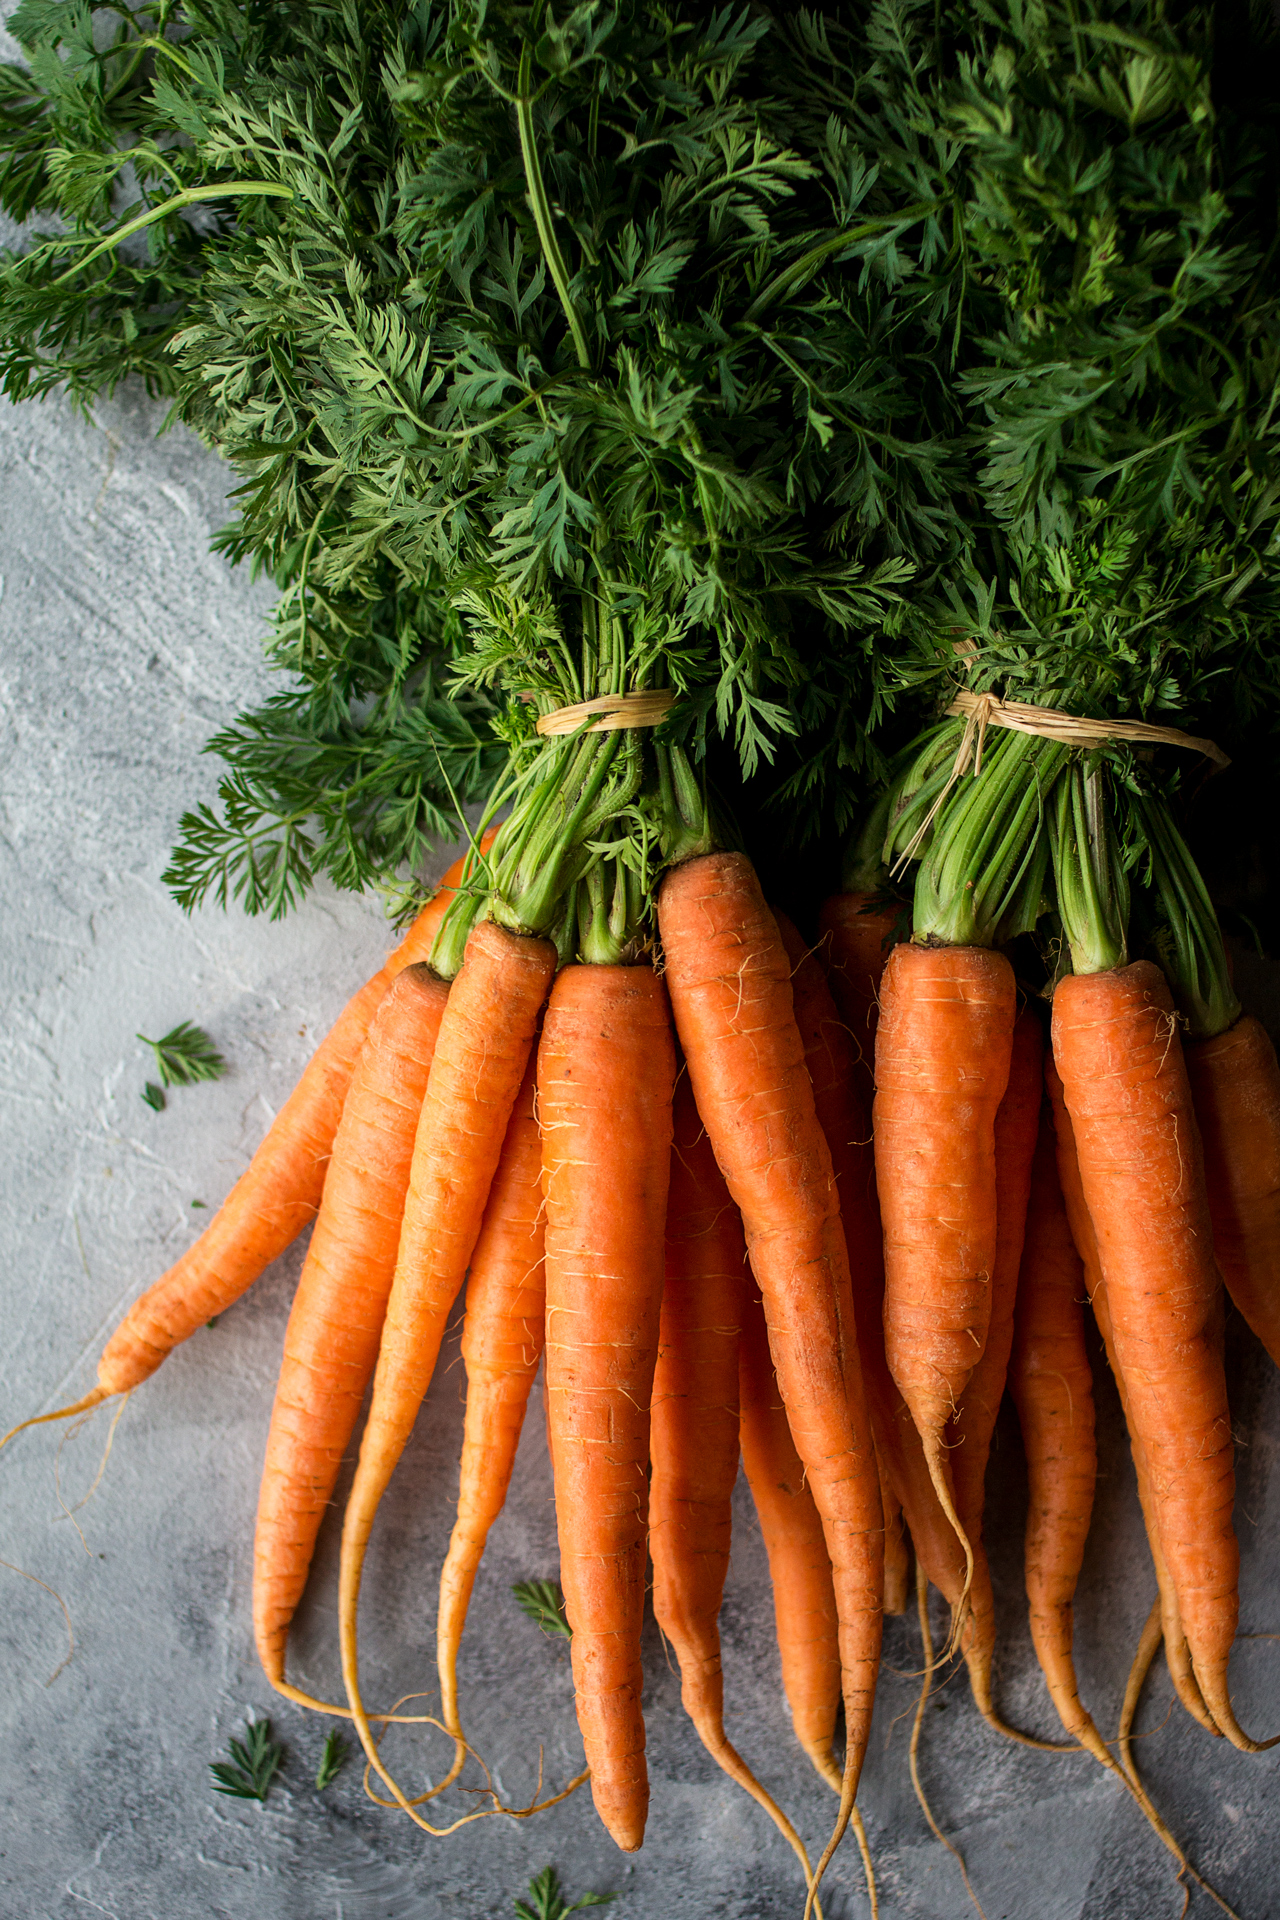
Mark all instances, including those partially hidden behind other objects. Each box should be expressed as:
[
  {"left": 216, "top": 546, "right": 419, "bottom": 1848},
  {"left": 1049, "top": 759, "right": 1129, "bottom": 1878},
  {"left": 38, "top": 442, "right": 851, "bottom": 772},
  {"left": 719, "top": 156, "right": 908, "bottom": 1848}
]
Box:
[
  {"left": 137, "top": 1022, "right": 227, "bottom": 1089},
  {"left": 314, "top": 1730, "right": 349, "bottom": 1790},
  {"left": 513, "top": 1579, "right": 572, "bottom": 1641},
  {"left": 514, "top": 1866, "right": 615, "bottom": 1920},
  {"left": 209, "top": 1718, "right": 283, "bottom": 1801}
]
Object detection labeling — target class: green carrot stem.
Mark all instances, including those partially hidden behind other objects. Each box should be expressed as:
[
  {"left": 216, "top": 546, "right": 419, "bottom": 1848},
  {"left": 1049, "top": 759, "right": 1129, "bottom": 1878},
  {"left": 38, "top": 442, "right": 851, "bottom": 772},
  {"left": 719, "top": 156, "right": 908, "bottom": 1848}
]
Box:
[
  {"left": 52, "top": 183, "right": 292, "bottom": 285},
  {"left": 1050, "top": 761, "right": 1129, "bottom": 976},
  {"left": 913, "top": 730, "right": 1068, "bottom": 948}
]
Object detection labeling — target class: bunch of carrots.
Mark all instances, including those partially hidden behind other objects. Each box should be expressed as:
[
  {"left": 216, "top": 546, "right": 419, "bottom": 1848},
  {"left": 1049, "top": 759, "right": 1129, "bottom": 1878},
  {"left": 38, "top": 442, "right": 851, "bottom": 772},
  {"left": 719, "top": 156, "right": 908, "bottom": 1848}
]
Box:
[
  {"left": 8, "top": 0, "right": 1280, "bottom": 1913},
  {"left": 9, "top": 719, "right": 1280, "bottom": 1916}
]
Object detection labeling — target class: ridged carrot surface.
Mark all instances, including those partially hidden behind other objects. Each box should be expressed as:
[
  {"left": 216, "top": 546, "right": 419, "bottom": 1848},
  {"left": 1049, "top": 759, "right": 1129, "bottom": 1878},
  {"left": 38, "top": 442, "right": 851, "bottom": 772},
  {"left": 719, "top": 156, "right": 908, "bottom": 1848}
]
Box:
[
  {"left": 947, "top": 1004, "right": 1042, "bottom": 1721},
  {"left": 1186, "top": 1015, "right": 1280, "bottom": 1368},
  {"left": 436, "top": 1049, "right": 546, "bottom": 1765},
  {"left": 876, "top": 942, "right": 1015, "bottom": 1439},
  {"left": 875, "top": 941, "right": 1015, "bottom": 1587},
  {"left": 818, "top": 891, "right": 902, "bottom": 1112},
  {"left": 252, "top": 963, "right": 449, "bottom": 1684},
  {"left": 658, "top": 853, "right": 883, "bottom": 1830},
  {"left": 1044, "top": 1053, "right": 1218, "bottom": 1739},
  {"left": 1052, "top": 963, "right": 1253, "bottom": 1748},
  {"left": 540, "top": 964, "right": 676, "bottom": 1853},
  {"left": 1008, "top": 1115, "right": 1102, "bottom": 1757},
  {"left": 738, "top": 1282, "right": 842, "bottom": 1788},
  {"left": 97, "top": 838, "right": 488, "bottom": 1396},
  {"left": 339, "top": 920, "right": 556, "bottom": 1799}
]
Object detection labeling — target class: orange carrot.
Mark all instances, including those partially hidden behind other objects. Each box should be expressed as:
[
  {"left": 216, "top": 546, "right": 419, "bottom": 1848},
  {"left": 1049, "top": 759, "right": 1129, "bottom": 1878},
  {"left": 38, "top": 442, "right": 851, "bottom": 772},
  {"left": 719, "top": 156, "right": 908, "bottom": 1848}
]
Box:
[
  {"left": 2, "top": 837, "right": 494, "bottom": 1452},
  {"left": 540, "top": 964, "right": 676, "bottom": 1853},
  {"left": 650, "top": 1073, "right": 817, "bottom": 1888},
  {"left": 947, "top": 1004, "right": 1043, "bottom": 1722},
  {"left": 772, "top": 911, "right": 910, "bottom": 1620},
  {"left": 338, "top": 920, "right": 557, "bottom": 1820},
  {"left": 253, "top": 962, "right": 449, "bottom": 1700},
  {"left": 772, "top": 920, "right": 980, "bottom": 1702},
  {"left": 1007, "top": 1114, "right": 1102, "bottom": 1759},
  {"left": 1052, "top": 962, "right": 1269, "bottom": 1752},
  {"left": 818, "top": 891, "right": 903, "bottom": 1109},
  {"left": 1043, "top": 1052, "right": 1219, "bottom": 1740},
  {"left": 1020, "top": 1094, "right": 1242, "bottom": 1896},
  {"left": 658, "top": 853, "right": 883, "bottom": 1877},
  {"left": 875, "top": 941, "right": 1016, "bottom": 1596},
  {"left": 738, "top": 1282, "right": 842, "bottom": 1789},
  {"left": 436, "top": 1049, "right": 546, "bottom": 1781},
  {"left": 1186, "top": 1015, "right": 1280, "bottom": 1367}
]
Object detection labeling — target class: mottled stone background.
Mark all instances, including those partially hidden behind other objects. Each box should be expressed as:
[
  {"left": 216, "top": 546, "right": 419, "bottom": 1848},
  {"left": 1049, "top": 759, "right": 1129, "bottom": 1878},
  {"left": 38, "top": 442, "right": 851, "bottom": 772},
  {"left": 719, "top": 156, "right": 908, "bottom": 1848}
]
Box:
[{"left": 2, "top": 269, "right": 1279, "bottom": 1920}]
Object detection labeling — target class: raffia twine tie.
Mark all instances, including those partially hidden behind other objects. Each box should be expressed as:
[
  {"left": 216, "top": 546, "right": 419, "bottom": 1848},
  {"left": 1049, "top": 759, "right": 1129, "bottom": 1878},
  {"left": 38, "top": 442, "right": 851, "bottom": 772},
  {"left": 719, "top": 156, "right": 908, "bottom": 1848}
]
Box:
[
  {"left": 945, "top": 688, "right": 1230, "bottom": 774},
  {"left": 534, "top": 689, "right": 674, "bottom": 736},
  {"left": 893, "top": 688, "right": 1228, "bottom": 874}
]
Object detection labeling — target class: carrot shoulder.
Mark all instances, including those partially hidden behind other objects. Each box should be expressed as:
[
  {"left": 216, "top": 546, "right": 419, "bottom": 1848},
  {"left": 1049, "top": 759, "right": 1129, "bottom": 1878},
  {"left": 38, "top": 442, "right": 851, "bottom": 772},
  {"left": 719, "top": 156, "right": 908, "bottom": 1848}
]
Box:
[
  {"left": 1052, "top": 962, "right": 1265, "bottom": 1752},
  {"left": 253, "top": 962, "right": 449, "bottom": 1693},
  {"left": 540, "top": 964, "right": 675, "bottom": 1853},
  {"left": 658, "top": 852, "right": 883, "bottom": 1862},
  {"left": 338, "top": 920, "right": 557, "bottom": 1813}
]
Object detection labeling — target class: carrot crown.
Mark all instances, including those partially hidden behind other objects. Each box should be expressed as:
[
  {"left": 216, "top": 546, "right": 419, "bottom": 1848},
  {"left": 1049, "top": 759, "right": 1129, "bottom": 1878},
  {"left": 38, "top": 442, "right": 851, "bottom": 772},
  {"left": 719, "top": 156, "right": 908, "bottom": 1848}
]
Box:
[
  {"left": 1050, "top": 761, "right": 1129, "bottom": 978},
  {"left": 912, "top": 729, "right": 1068, "bottom": 949}
]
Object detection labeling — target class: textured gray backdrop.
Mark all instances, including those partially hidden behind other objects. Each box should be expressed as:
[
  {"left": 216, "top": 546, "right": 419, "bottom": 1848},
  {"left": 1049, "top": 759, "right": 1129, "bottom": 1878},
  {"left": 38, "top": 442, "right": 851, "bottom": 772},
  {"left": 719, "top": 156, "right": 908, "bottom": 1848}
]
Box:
[{"left": 2, "top": 367, "right": 1280, "bottom": 1920}]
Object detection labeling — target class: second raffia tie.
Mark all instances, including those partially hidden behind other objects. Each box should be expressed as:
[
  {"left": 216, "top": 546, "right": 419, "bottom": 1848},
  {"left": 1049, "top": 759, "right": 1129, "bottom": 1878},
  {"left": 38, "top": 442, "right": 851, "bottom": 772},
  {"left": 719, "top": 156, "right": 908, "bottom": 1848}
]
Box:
[{"left": 894, "top": 687, "right": 1228, "bottom": 874}]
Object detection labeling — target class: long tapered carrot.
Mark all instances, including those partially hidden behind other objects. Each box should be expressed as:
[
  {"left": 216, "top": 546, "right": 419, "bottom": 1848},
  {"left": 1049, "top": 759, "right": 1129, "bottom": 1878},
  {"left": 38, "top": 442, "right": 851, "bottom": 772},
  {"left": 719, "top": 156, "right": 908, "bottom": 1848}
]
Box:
[
  {"left": 783, "top": 919, "right": 964, "bottom": 1676},
  {"left": 2, "top": 837, "right": 495, "bottom": 1452},
  {"left": 875, "top": 941, "right": 1016, "bottom": 1602},
  {"left": 1007, "top": 1114, "right": 1103, "bottom": 1758},
  {"left": 650, "top": 1073, "right": 819, "bottom": 1893},
  {"left": 818, "top": 891, "right": 903, "bottom": 1111},
  {"left": 1018, "top": 1104, "right": 1243, "bottom": 1908},
  {"left": 738, "top": 1282, "right": 842, "bottom": 1788},
  {"left": 253, "top": 962, "right": 449, "bottom": 1700},
  {"left": 1186, "top": 1015, "right": 1280, "bottom": 1367},
  {"left": 1053, "top": 962, "right": 1272, "bottom": 1752},
  {"left": 436, "top": 1049, "right": 546, "bottom": 1784},
  {"left": 657, "top": 853, "right": 883, "bottom": 1889},
  {"left": 540, "top": 964, "right": 676, "bottom": 1853},
  {"left": 339, "top": 919, "right": 558, "bottom": 1823},
  {"left": 1043, "top": 1052, "right": 1219, "bottom": 1741},
  {"left": 774, "top": 911, "right": 910, "bottom": 1616},
  {"left": 947, "top": 1004, "right": 1044, "bottom": 1729}
]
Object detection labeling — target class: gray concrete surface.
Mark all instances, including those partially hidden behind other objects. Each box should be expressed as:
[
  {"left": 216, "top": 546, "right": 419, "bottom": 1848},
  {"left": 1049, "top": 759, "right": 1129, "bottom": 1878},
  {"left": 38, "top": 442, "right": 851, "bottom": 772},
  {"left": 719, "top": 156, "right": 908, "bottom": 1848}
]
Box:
[{"left": 2, "top": 382, "right": 1280, "bottom": 1920}]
